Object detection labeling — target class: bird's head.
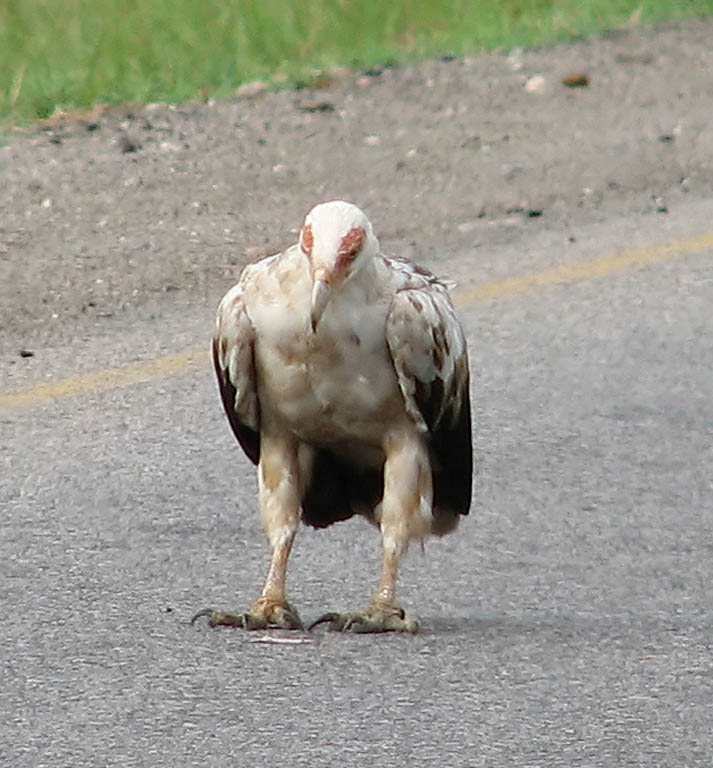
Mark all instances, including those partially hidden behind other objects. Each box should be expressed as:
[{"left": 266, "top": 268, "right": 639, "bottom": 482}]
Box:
[{"left": 300, "top": 200, "right": 380, "bottom": 331}]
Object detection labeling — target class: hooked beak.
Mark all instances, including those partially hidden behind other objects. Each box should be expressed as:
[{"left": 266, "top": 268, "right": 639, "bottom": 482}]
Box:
[{"left": 310, "top": 270, "right": 332, "bottom": 332}]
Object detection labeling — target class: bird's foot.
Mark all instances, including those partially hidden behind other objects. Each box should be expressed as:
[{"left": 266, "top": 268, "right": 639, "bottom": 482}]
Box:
[
  {"left": 308, "top": 603, "right": 419, "bottom": 634},
  {"left": 191, "top": 596, "right": 303, "bottom": 630}
]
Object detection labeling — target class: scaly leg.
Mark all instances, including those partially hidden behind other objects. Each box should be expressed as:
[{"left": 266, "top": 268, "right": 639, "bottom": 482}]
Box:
[
  {"left": 193, "top": 434, "right": 307, "bottom": 630},
  {"left": 309, "top": 429, "right": 429, "bottom": 634}
]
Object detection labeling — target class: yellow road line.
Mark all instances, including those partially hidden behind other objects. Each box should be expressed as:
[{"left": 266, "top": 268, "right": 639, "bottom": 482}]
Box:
[
  {"left": 455, "top": 231, "right": 713, "bottom": 306},
  {"left": 0, "top": 348, "right": 206, "bottom": 411},
  {"left": 2, "top": 231, "right": 712, "bottom": 413}
]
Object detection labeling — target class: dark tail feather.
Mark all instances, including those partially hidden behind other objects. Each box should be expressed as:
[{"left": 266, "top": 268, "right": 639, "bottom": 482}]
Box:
[{"left": 302, "top": 450, "right": 383, "bottom": 529}]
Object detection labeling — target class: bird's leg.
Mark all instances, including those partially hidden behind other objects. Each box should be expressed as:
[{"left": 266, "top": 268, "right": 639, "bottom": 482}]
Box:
[
  {"left": 372, "top": 537, "right": 404, "bottom": 612},
  {"left": 245, "top": 514, "right": 302, "bottom": 630},
  {"left": 308, "top": 530, "right": 419, "bottom": 634},
  {"left": 309, "top": 430, "right": 428, "bottom": 634},
  {"left": 192, "top": 434, "right": 305, "bottom": 630}
]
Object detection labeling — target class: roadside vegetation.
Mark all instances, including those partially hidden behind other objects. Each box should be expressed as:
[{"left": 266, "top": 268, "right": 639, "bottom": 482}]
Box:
[{"left": 1, "top": 0, "right": 712, "bottom": 123}]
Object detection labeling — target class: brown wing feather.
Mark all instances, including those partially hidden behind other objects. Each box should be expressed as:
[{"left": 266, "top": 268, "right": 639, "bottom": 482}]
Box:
[
  {"left": 386, "top": 287, "right": 472, "bottom": 517},
  {"left": 212, "top": 337, "right": 260, "bottom": 464},
  {"left": 415, "top": 356, "right": 472, "bottom": 517},
  {"left": 213, "top": 283, "right": 261, "bottom": 465}
]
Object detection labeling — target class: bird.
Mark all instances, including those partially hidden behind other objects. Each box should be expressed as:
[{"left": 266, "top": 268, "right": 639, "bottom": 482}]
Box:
[{"left": 193, "top": 200, "right": 472, "bottom": 633}]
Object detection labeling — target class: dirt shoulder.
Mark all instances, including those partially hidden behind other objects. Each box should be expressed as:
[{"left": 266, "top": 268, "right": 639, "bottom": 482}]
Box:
[{"left": 1, "top": 18, "right": 712, "bottom": 357}]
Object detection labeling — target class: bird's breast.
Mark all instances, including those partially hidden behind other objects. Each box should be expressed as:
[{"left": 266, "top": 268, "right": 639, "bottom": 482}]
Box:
[{"left": 253, "top": 302, "right": 403, "bottom": 445}]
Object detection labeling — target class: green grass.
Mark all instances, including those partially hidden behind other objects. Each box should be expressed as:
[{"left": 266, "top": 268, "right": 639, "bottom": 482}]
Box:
[{"left": 1, "top": 0, "right": 712, "bottom": 123}]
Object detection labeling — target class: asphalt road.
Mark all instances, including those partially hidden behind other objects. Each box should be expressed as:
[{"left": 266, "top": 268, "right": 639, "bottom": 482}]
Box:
[{"left": 2, "top": 198, "right": 713, "bottom": 766}]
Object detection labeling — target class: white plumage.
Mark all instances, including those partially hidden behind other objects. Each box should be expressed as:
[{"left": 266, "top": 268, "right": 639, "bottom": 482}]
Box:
[{"left": 197, "top": 200, "right": 472, "bottom": 633}]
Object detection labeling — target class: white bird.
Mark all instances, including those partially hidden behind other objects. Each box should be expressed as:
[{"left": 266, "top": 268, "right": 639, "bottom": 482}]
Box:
[{"left": 194, "top": 200, "right": 472, "bottom": 633}]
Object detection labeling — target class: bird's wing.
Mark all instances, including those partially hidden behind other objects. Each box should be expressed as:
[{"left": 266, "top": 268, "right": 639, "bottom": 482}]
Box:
[
  {"left": 386, "top": 283, "right": 472, "bottom": 516},
  {"left": 213, "top": 280, "right": 260, "bottom": 464}
]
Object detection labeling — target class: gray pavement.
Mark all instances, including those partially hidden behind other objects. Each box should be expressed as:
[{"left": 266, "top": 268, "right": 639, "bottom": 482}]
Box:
[{"left": 2, "top": 203, "right": 713, "bottom": 766}]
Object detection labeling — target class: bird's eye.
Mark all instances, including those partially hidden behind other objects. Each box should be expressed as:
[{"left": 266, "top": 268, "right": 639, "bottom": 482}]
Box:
[{"left": 301, "top": 225, "right": 314, "bottom": 255}]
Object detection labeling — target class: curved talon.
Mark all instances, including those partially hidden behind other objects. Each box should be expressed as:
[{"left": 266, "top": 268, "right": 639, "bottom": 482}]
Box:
[
  {"left": 190, "top": 607, "right": 217, "bottom": 626},
  {"left": 191, "top": 608, "right": 249, "bottom": 628},
  {"left": 193, "top": 602, "right": 303, "bottom": 630},
  {"left": 307, "top": 612, "right": 341, "bottom": 631},
  {"left": 308, "top": 607, "right": 419, "bottom": 634}
]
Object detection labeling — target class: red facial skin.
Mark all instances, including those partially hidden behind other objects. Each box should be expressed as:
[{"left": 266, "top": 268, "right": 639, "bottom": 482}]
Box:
[
  {"left": 301, "top": 224, "right": 314, "bottom": 255},
  {"left": 301, "top": 224, "right": 366, "bottom": 278},
  {"left": 335, "top": 226, "right": 366, "bottom": 273}
]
